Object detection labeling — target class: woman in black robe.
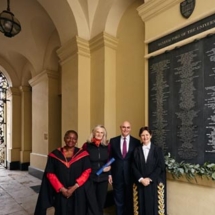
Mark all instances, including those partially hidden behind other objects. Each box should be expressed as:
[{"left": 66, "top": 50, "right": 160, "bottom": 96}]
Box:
[
  {"left": 82, "top": 125, "right": 111, "bottom": 215},
  {"left": 34, "top": 130, "right": 99, "bottom": 215},
  {"left": 132, "top": 126, "right": 166, "bottom": 215}
]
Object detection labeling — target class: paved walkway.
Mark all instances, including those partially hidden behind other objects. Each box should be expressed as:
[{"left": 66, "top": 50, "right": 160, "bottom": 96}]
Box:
[
  {"left": 0, "top": 166, "right": 115, "bottom": 215},
  {"left": 0, "top": 166, "right": 42, "bottom": 215}
]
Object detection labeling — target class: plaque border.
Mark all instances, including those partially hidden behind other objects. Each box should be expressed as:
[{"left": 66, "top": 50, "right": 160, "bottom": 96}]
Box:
[{"left": 148, "top": 13, "right": 215, "bottom": 53}]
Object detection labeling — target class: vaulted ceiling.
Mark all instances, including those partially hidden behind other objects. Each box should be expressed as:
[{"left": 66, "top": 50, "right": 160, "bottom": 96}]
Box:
[{"left": 0, "top": 0, "right": 140, "bottom": 86}]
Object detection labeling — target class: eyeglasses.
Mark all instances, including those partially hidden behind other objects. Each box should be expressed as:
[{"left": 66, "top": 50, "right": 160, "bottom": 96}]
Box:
[{"left": 121, "top": 126, "right": 131, "bottom": 129}]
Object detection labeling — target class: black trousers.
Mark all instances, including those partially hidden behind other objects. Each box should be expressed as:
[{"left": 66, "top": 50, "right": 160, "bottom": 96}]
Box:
[
  {"left": 92, "top": 180, "right": 108, "bottom": 215},
  {"left": 113, "top": 182, "right": 133, "bottom": 215}
]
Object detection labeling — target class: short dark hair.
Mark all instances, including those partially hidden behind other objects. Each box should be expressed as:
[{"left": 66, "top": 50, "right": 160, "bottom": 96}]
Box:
[
  {"left": 138, "top": 126, "right": 152, "bottom": 137},
  {"left": 64, "top": 130, "right": 78, "bottom": 139}
]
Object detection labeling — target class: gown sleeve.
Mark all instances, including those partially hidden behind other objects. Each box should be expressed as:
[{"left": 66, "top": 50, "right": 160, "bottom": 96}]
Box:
[
  {"left": 76, "top": 168, "right": 91, "bottom": 186},
  {"left": 148, "top": 147, "right": 166, "bottom": 182},
  {"left": 46, "top": 173, "right": 63, "bottom": 192},
  {"left": 132, "top": 147, "right": 144, "bottom": 181},
  {"left": 34, "top": 156, "right": 56, "bottom": 215}
]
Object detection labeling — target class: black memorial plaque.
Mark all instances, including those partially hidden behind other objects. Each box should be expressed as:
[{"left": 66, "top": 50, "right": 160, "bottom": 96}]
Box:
[
  {"left": 149, "top": 35, "right": 215, "bottom": 164},
  {"left": 172, "top": 41, "right": 204, "bottom": 164},
  {"left": 148, "top": 13, "right": 215, "bottom": 53},
  {"left": 203, "top": 34, "right": 215, "bottom": 162},
  {"left": 149, "top": 52, "right": 173, "bottom": 155}
]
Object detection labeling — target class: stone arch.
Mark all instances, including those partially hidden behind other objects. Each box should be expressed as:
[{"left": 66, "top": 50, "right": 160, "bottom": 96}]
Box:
[
  {"left": 37, "top": 0, "right": 140, "bottom": 41},
  {"left": 43, "top": 30, "right": 61, "bottom": 72},
  {"left": 37, "top": 0, "right": 84, "bottom": 43},
  {"left": 0, "top": 58, "right": 17, "bottom": 87},
  {"left": 105, "top": 0, "right": 138, "bottom": 37},
  {"left": 0, "top": 52, "right": 34, "bottom": 87}
]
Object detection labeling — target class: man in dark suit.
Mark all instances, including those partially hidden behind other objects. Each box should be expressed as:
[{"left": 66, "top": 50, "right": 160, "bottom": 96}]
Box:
[{"left": 108, "top": 121, "right": 140, "bottom": 215}]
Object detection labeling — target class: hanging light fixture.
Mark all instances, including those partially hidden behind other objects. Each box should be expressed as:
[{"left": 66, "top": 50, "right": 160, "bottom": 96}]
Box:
[{"left": 0, "top": 0, "right": 21, "bottom": 37}]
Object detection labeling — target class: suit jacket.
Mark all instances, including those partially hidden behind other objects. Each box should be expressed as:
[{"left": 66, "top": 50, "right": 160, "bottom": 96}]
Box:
[{"left": 109, "top": 135, "right": 140, "bottom": 185}]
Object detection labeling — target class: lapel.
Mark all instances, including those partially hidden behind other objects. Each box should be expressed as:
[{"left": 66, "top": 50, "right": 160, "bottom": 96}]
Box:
[
  {"left": 137, "top": 146, "right": 146, "bottom": 173},
  {"left": 146, "top": 143, "right": 154, "bottom": 163},
  {"left": 115, "top": 136, "right": 123, "bottom": 158},
  {"left": 128, "top": 136, "right": 133, "bottom": 154}
]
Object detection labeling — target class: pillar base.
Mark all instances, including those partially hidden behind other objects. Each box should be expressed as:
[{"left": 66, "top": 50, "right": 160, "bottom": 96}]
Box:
[{"left": 28, "top": 166, "right": 44, "bottom": 180}]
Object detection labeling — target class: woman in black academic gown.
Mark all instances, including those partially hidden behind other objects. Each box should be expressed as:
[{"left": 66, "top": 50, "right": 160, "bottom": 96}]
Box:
[
  {"left": 34, "top": 130, "right": 99, "bottom": 215},
  {"left": 132, "top": 126, "right": 166, "bottom": 215}
]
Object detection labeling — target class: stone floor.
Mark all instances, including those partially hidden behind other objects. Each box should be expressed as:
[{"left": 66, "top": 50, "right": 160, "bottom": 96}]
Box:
[{"left": 0, "top": 165, "right": 115, "bottom": 215}]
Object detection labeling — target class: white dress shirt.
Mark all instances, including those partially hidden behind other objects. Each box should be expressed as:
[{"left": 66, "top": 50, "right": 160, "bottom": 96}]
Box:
[
  {"left": 138, "top": 142, "right": 151, "bottom": 183},
  {"left": 142, "top": 142, "right": 151, "bottom": 162}
]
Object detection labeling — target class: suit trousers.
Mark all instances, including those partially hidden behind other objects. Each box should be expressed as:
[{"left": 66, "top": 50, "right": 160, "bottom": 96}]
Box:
[{"left": 113, "top": 182, "right": 133, "bottom": 215}]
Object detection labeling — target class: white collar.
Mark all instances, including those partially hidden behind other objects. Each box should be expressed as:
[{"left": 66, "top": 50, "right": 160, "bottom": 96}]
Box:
[
  {"left": 142, "top": 143, "right": 151, "bottom": 149},
  {"left": 121, "top": 135, "right": 129, "bottom": 140}
]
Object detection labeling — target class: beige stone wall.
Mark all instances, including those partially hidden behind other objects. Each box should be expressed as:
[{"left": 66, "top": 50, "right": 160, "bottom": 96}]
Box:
[
  {"left": 7, "top": 87, "right": 21, "bottom": 162},
  {"left": 116, "top": 0, "right": 146, "bottom": 136},
  {"left": 57, "top": 37, "right": 91, "bottom": 147},
  {"left": 58, "top": 0, "right": 145, "bottom": 144},
  {"left": 29, "top": 70, "right": 61, "bottom": 170},
  {"left": 138, "top": 0, "right": 215, "bottom": 214},
  {"left": 138, "top": 0, "right": 215, "bottom": 54},
  {"left": 167, "top": 175, "right": 215, "bottom": 215},
  {"left": 89, "top": 32, "right": 118, "bottom": 140}
]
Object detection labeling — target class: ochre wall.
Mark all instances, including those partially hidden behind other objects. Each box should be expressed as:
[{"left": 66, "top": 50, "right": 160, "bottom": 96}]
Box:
[
  {"left": 167, "top": 175, "right": 215, "bottom": 215},
  {"left": 116, "top": 0, "right": 145, "bottom": 137},
  {"left": 29, "top": 70, "right": 61, "bottom": 170},
  {"left": 138, "top": 0, "right": 215, "bottom": 214}
]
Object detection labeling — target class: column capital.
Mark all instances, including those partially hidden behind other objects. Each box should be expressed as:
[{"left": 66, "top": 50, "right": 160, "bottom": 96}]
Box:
[
  {"left": 7, "top": 87, "right": 21, "bottom": 97},
  {"left": 90, "top": 32, "right": 118, "bottom": 52},
  {"left": 57, "top": 36, "right": 90, "bottom": 65},
  {"left": 19, "top": 86, "right": 31, "bottom": 93},
  {"left": 29, "top": 70, "right": 59, "bottom": 87}
]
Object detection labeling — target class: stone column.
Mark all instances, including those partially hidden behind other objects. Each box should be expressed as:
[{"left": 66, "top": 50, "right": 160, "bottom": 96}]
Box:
[
  {"left": 6, "top": 87, "right": 21, "bottom": 170},
  {"left": 19, "top": 86, "right": 32, "bottom": 170},
  {"left": 57, "top": 37, "right": 91, "bottom": 145},
  {"left": 29, "top": 70, "right": 60, "bottom": 178},
  {"left": 90, "top": 32, "right": 118, "bottom": 138}
]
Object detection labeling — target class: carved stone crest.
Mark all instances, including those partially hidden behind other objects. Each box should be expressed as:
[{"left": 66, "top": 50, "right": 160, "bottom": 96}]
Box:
[{"left": 180, "top": 0, "right": 195, "bottom": 19}]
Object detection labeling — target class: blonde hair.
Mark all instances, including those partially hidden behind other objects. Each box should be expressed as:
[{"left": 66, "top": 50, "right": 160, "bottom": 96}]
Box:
[{"left": 87, "top": 125, "right": 108, "bottom": 146}]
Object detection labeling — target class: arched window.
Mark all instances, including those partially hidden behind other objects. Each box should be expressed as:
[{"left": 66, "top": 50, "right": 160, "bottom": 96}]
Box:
[{"left": 0, "top": 71, "right": 9, "bottom": 167}]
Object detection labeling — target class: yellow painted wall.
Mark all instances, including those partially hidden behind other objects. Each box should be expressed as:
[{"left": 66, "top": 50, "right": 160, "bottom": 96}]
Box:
[
  {"left": 61, "top": 54, "right": 79, "bottom": 134},
  {"left": 58, "top": 37, "right": 91, "bottom": 146},
  {"left": 89, "top": 33, "right": 118, "bottom": 139},
  {"left": 139, "top": 0, "right": 215, "bottom": 43},
  {"left": 90, "top": 41, "right": 105, "bottom": 127},
  {"left": 20, "top": 86, "right": 32, "bottom": 163},
  {"left": 167, "top": 175, "right": 215, "bottom": 215},
  {"left": 29, "top": 70, "right": 61, "bottom": 170},
  {"left": 7, "top": 87, "right": 21, "bottom": 162},
  {"left": 30, "top": 73, "right": 49, "bottom": 170},
  {"left": 116, "top": 0, "right": 145, "bottom": 137},
  {"left": 138, "top": 0, "right": 215, "bottom": 214}
]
